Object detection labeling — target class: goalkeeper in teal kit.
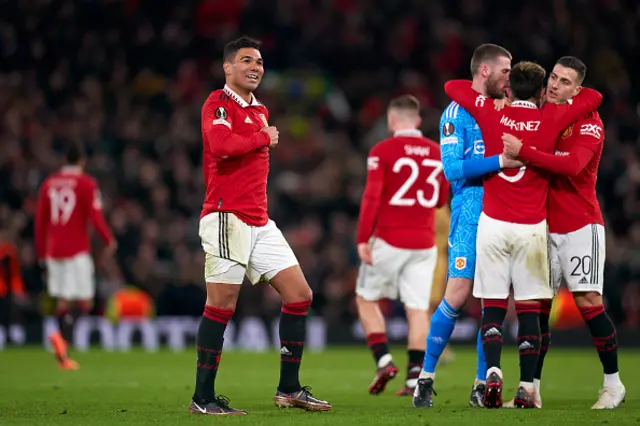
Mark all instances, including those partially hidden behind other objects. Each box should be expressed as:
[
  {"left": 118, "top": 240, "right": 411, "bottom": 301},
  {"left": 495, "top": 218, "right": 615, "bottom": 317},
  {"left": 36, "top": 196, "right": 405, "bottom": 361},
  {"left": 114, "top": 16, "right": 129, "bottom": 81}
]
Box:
[{"left": 412, "top": 44, "right": 521, "bottom": 408}]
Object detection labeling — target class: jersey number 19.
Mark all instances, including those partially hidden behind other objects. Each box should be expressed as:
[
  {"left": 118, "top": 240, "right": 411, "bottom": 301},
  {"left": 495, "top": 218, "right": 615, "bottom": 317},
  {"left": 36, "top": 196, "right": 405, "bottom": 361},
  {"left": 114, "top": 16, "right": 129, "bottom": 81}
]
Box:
[{"left": 48, "top": 187, "right": 77, "bottom": 225}]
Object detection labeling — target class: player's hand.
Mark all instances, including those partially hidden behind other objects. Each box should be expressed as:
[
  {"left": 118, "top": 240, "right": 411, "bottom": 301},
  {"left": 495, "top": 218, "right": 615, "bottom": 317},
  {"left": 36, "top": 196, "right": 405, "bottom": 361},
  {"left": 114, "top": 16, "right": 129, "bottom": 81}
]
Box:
[
  {"left": 261, "top": 126, "right": 279, "bottom": 148},
  {"left": 357, "top": 243, "right": 373, "bottom": 265},
  {"left": 502, "top": 132, "right": 523, "bottom": 157},
  {"left": 500, "top": 153, "right": 524, "bottom": 169},
  {"left": 494, "top": 98, "right": 511, "bottom": 111},
  {"left": 104, "top": 241, "right": 118, "bottom": 258}
]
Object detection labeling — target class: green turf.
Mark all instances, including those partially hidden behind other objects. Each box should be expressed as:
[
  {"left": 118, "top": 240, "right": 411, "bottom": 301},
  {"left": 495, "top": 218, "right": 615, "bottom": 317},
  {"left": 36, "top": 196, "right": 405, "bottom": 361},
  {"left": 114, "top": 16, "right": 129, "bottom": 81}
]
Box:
[{"left": 0, "top": 346, "right": 635, "bottom": 425}]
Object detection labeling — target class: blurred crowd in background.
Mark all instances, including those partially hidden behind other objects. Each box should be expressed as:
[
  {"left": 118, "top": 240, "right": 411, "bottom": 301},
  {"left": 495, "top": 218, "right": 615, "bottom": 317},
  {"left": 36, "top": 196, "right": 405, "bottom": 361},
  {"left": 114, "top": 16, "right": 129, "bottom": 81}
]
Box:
[{"left": 0, "top": 0, "right": 639, "bottom": 328}]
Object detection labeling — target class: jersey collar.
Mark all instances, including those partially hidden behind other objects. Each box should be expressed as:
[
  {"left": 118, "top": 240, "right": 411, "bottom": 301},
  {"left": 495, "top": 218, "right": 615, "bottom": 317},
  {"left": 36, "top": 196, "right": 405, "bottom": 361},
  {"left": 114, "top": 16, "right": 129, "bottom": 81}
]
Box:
[
  {"left": 511, "top": 100, "right": 538, "bottom": 109},
  {"left": 393, "top": 129, "right": 423, "bottom": 137},
  {"left": 224, "top": 84, "right": 262, "bottom": 108}
]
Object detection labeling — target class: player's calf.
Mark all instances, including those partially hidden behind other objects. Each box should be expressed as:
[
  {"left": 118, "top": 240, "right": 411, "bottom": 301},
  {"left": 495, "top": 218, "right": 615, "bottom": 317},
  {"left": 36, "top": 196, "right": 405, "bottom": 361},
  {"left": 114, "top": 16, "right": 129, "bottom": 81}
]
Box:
[
  {"left": 395, "top": 349, "right": 423, "bottom": 396},
  {"left": 192, "top": 281, "right": 241, "bottom": 410},
  {"left": 515, "top": 301, "right": 542, "bottom": 394},
  {"left": 574, "top": 292, "right": 625, "bottom": 408},
  {"left": 270, "top": 266, "right": 332, "bottom": 410},
  {"left": 480, "top": 299, "right": 508, "bottom": 409}
]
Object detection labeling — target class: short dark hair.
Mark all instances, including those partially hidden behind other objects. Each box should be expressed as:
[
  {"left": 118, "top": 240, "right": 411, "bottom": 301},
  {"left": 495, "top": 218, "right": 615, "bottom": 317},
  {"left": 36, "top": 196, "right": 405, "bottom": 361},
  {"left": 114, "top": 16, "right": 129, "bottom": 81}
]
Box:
[
  {"left": 388, "top": 95, "right": 420, "bottom": 113},
  {"left": 555, "top": 56, "right": 587, "bottom": 84},
  {"left": 66, "top": 143, "right": 85, "bottom": 165},
  {"left": 470, "top": 44, "right": 512, "bottom": 76},
  {"left": 223, "top": 36, "right": 262, "bottom": 62},
  {"left": 509, "top": 61, "right": 547, "bottom": 101}
]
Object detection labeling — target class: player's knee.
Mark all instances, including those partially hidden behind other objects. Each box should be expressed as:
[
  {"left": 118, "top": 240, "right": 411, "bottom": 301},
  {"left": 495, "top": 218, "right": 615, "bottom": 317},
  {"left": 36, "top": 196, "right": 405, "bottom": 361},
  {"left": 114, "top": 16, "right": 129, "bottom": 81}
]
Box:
[
  {"left": 205, "top": 283, "right": 241, "bottom": 311},
  {"left": 573, "top": 291, "right": 602, "bottom": 308},
  {"left": 56, "top": 299, "right": 71, "bottom": 311},
  {"left": 514, "top": 300, "right": 541, "bottom": 314},
  {"left": 285, "top": 285, "right": 312, "bottom": 304},
  {"left": 443, "top": 277, "right": 472, "bottom": 309},
  {"left": 270, "top": 265, "right": 313, "bottom": 303}
]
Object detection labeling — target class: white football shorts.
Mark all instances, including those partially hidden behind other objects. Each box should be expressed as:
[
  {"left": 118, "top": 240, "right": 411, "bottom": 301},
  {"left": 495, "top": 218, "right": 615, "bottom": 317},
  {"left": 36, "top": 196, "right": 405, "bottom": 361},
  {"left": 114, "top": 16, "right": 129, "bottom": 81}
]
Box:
[
  {"left": 356, "top": 237, "right": 438, "bottom": 310},
  {"left": 199, "top": 212, "right": 299, "bottom": 285},
  {"left": 550, "top": 224, "right": 605, "bottom": 294},
  {"left": 473, "top": 213, "right": 553, "bottom": 301},
  {"left": 46, "top": 252, "right": 95, "bottom": 300}
]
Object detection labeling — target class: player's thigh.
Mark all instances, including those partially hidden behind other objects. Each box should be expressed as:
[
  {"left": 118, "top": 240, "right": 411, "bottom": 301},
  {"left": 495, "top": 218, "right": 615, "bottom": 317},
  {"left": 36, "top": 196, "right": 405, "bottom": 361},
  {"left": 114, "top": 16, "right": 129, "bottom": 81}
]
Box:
[
  {"left": 549, "top": 233, "right": 564, "bottom": 295},
  {"left": 45, "top": 259, "right": 66, "bottom": 299},
  {"left": 69, "top": 253, "right": 95, "bottom": 300},
  {"left": 246, "top": 219, "right": 299, "bottom": 285},
  {"left": 356, "top": 262, "right": 392, "bottom": 302},
  {"left": 472, "top": 214, "right": 511, "bottom": 300},
  {"left": 446, "top": 222, "right": 477, "bottom": 281},
  {"left": 559, "top": 224, "right": 605, "bottom": 295},
  {"left": 200, "top": 212, "right": 252, "bottom": 283},
  {"left": 356, "top": 238, "right": 404, "bottom": 302},
  {"left": 199, "top": 212, "right": 252, "bottom": 273},
  {"left": 398, "top": 247, "right": 438, "bottom": 310},
  {"left": 511, "top": 221, "right": 554, "bottom": 301}
]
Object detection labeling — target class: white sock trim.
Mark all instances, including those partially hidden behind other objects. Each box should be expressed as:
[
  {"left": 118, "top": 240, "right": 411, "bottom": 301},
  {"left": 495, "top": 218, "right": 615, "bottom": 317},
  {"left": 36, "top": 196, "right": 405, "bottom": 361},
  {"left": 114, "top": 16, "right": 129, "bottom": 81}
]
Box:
[
  {"left": 377, "top": 353, "right": 393, "bottom": 368},
  {"left": 604, "top": 372, "right": 622, "bottom": 388}
]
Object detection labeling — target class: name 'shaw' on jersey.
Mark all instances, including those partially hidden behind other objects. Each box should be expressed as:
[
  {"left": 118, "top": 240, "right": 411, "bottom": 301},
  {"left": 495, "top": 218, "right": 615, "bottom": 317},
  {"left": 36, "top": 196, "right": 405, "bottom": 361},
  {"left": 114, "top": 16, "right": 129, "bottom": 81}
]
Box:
[{"left": 357, "top": 131, "right": 450, "bottom": 250}]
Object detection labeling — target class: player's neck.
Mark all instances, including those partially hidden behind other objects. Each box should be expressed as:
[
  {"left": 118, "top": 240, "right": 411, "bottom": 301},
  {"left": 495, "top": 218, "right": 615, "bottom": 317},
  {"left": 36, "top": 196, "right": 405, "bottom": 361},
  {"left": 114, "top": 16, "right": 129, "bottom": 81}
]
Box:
[
  {"left": 61, "top": 165, "right": 82, "bottom": 173},
  {"left": 471, "top": 78, "right": 487, "bottom": 96},
  {"left": 393, "top": 127, "right": 422, "bottom": 137},
  {"left": 226, "top": 82, "right": 253, "bottom": 104}
]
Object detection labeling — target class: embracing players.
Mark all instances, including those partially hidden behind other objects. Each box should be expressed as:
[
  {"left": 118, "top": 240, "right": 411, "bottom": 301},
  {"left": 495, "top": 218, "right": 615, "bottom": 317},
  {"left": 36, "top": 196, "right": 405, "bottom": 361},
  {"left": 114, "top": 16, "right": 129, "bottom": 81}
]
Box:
[
  {"left": 189, "top": 36, "right": 331, "bottom": 415},
  {"left": 443, "top": 61, "right": 602, "bottom": 408},
  {"left": 356, "top": 95, "right": 450, "bottom": 396},
  {"left": 35, "top": 144, "right": 116, "bottom": 370},
  {"left": 413, "top": 44, "right": 521, "bottom": 409},
  {"left": 501, "top": 56, "right": 625, "bottom": 409}
]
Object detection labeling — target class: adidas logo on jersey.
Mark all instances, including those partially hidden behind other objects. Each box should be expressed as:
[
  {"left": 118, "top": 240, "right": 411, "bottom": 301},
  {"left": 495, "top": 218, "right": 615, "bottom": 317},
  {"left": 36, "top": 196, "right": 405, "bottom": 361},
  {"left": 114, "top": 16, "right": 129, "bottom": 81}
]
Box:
[
  {"left": 244, "top": 116, "right": 253, "bottom": 124},
  {"left": 579, "top": 277, "right": 588, "bottom": 284}
]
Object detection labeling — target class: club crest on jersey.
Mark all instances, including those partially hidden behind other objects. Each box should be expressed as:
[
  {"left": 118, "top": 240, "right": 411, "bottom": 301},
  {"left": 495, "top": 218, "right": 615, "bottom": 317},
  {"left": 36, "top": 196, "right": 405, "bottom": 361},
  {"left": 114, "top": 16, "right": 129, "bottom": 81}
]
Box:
[
  {"left": 561, "top": 125, "right": 573, "bottom": 139},
  {"left": 455, "top": 257, "right": 467, "bottom": 270},
  {"left": 442, "top": 122, "right": 455, "bottom": 136}
]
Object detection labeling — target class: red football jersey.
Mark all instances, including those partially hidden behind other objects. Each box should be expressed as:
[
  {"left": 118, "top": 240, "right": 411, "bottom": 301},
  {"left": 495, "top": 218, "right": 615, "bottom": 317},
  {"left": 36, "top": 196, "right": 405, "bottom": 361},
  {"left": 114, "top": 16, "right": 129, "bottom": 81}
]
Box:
[
  {"left": 35, "top": 167, "right": 113, "bottom": 260},
  {"left": 357, "top": 130, "right": 450, "bottom": 250},
  {"left": 518, "top": 112, "right": 605, "bottom": 233},
  {"left": 200, "top": 85, "right": 271, "bottom": 226},
  {"left": 444, "top": 80, "right": 602, "bottom": 224}
]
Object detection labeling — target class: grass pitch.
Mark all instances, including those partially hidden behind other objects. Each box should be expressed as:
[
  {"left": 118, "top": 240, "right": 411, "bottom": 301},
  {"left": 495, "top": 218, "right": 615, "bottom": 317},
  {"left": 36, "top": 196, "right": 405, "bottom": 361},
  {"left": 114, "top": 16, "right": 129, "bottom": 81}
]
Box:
[{"left": 0, "top": 346, "right": 635, "bottom": 425}]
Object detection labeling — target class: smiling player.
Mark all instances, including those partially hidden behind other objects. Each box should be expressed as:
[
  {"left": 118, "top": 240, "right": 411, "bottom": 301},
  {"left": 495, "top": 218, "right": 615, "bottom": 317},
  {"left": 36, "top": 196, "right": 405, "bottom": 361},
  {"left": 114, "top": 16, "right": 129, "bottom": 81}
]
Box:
[{"left": 189, "top": 36, "right": 331, "bottom": 415}]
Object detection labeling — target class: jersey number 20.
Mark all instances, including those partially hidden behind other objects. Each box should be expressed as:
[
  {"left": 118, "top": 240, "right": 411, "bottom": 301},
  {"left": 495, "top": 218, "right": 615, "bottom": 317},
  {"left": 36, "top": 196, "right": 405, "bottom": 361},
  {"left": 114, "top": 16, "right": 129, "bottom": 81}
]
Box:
[
  {"left": 389, "top": 157, "right": 443, "bottom": 208},
  {"left": 48, "top": 187, "right": 76, "bottom": 225}
]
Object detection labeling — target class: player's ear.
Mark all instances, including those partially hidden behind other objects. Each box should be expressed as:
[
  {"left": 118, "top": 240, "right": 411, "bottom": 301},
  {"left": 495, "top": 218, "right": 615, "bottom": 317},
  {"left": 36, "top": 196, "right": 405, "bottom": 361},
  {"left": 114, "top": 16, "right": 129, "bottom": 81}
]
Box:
[
  {"left": 415, "top": 116, "right": 422, "bottom": 129},
  {"left": 387, "top": 110, "right": 396, "bottom": 131},
  {"left": 481, "top": 64, "right": 489, "bottom": 78},
  {"left": 223, "top": 61, "right": 232, "bottom": 76},
  {"left": 574, "top": 85, "right": 582, "bottom": 97}
]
